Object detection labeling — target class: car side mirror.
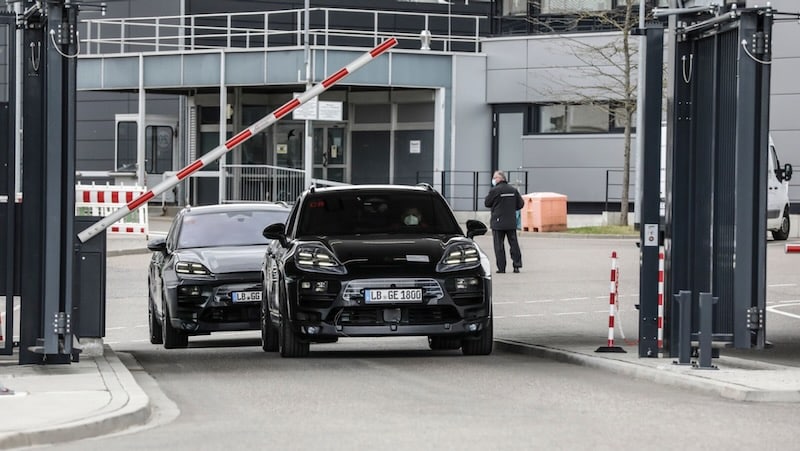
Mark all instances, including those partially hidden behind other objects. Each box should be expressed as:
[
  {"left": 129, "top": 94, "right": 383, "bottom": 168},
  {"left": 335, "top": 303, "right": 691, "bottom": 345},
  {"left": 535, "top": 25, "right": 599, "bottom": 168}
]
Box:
[
  {"left": 263, "top": 222, "right": 289, "bottom": 248},
  {"left": 147, "top": 237, "right": 167, "bottom": 253},
  {"left": 465, "top": 219, "right": 487, "bottom": 239},
  {"left": 784, "top": 163, "right": 793, "bottom": 182}
]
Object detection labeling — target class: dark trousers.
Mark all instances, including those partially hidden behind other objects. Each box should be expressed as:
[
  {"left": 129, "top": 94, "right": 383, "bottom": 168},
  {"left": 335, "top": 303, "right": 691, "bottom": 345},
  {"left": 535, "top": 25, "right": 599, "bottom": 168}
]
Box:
[{"left": 492, "top": 229, "right": 522, "bottom": 271}]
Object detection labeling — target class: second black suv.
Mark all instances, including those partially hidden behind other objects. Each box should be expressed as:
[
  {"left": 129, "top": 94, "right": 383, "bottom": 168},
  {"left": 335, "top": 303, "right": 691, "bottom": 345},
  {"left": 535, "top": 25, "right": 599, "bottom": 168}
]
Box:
[{"left": 261, "top": 184, "right": 492, "bottom": 357}]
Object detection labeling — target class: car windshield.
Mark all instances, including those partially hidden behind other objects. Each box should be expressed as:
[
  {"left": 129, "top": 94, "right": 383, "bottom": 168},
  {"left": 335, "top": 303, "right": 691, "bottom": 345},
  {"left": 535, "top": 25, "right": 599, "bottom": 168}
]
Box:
[
  {"left": 177, "top": 210, "right": 287, "bottom": 248},
  {"left": 297, "top": 191, "right": 462, "bottom": 236}
]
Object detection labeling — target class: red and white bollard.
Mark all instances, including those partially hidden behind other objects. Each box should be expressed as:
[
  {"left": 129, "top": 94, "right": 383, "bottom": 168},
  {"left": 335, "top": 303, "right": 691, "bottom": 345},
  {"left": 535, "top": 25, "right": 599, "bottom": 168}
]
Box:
[
  {"left": 657, "top": 249, "right": 665, "bottom": 356},
  {"left": 596, "top": 251, "right": 626, "bottom": 353}
]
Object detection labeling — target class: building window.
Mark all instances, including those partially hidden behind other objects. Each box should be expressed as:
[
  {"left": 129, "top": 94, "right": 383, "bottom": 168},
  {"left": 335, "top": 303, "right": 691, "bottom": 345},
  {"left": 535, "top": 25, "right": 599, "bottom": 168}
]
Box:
[
  {"left": 541, "top": 0, "right": 613, "bottom": 14},
  {"left": 532, "top": 102, "right": 635, "bottom": 134},
  {"left": 503, "top": 0, "right": 528, "bottom": 16},
  {"left": 116, "top": 122, "right": 137, "bottom": 171}
]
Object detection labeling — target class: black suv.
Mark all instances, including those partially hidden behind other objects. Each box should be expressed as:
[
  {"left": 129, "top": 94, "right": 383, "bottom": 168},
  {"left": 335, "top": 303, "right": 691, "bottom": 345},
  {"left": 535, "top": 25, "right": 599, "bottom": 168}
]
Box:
[{"left": 261, "top": 184, "right": 492, "bottom": 357}]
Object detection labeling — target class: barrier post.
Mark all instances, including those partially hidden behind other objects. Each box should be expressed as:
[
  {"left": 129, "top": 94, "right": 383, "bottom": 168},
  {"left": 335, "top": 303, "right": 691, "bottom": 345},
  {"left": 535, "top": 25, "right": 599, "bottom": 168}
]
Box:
[
  {"left": 657, "top": 249, "right": 664, "bottom": 357},
  {"left": 596, "top": 251, "right": 626, "bottom": 353}
]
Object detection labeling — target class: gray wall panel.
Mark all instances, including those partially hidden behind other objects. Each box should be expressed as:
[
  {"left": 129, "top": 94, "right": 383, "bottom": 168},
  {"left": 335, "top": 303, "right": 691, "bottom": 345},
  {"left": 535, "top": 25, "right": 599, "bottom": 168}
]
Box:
[
  {"left": 484, "top": 40, "right": 527, "bottom": 70},
  {"left": 770, "top": 94, "right": 800, "bottom": 132},
  {"left": 145, "top": 55, "right": 182, "bottom": 87},
  {"left": 326, "top": 51, "right": 390, "bottom": 85},
  {"left": 452, "top": 55, "right": 489, "bottom": 172},
  {"left": 522, "top": 135, "right": 627, "bottom": 203},
  {"left": 391, "top": 54, "right": 451, "bottom": 87},
  {"left": 102, "top": 57, "right": 139, "bottom": 89},
  {"left": 486, "top": 68, "right": 526, "bottom": 104},
  {"left": 266, "top": 50, "right": 305, "bottom": 84},
  {"left": 183, "top": 54, "right": 222, "bottom": 86},
  {"left": 77, "top": 59, "right": 103, "bottom": 90},
  {"left": 228, "top": 52, "right": 266, "bottom": 85}
]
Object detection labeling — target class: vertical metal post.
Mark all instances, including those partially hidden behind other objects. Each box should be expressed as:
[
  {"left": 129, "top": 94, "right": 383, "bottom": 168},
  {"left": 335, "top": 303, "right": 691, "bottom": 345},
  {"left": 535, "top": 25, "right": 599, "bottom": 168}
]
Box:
[
  {"left": 473, "top": 171, "right": 479, "bottom": 211},
  {"left": 19, "top": 13, "right": 46, "bottom": 365},
  {"left": 674, "top": 290, "right": 692, "bottom": 365},
  {"left": 637, "top": 24, "right": 664, "bottom": 358},
  {"left": 695, "top": 292, "right": 718, "bottom": 370},
  {"left": 303, "top": 0, "right": 313, "bottom": 190},
  {"left": 0, "top": 14, "right": 16, "bottom": 357},
  {"left": 137, "top": 54, "right": 145, "bottom": 187}
]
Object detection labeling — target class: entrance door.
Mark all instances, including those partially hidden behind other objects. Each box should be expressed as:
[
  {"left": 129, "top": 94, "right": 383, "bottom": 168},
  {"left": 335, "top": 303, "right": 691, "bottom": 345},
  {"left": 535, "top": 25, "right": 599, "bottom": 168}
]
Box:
[
  {"left": 313, "top": 126, "right": 347, "bottom": 183},
  {"left": 351, "top": 131, "right": 390, "bottom": 185},
  {"left": 195, "top": 124, "right": 231, "bottom": 206}
]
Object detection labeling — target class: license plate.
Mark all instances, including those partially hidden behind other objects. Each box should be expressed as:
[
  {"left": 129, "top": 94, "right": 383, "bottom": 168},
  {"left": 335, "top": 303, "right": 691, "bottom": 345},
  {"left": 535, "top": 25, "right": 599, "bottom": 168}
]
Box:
[
  {"left": 231, "top": 291, "right": 262, "bottom": 302},
  {"left": 365, "top": 288, "right": 423, "bottom": 303}
]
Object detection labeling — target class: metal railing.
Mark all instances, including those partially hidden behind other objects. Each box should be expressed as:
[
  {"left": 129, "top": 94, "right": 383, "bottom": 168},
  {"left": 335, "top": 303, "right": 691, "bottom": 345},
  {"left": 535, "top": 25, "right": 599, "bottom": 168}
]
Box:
[
  {"left": 224, "top": 164, "right": 306, "bottom": 203},
  {"left": 80, "top": 8, "right": 485, "bottom": 56},
  {"left": 604, "top": 169, "right": 635, "bottom": 213},
  {"left": 416, "top": 170, "right": 529, "bottom": 211}
]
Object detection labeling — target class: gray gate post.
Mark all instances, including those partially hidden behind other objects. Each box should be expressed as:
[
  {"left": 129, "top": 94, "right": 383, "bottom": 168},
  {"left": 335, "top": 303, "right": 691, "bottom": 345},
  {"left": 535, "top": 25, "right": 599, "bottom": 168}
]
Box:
[
  {"left": 695, "top": 292, "right": 718, "bottom": 370},
  {"left": 674, "top": 290, "right": 692, "bottom": 365}
]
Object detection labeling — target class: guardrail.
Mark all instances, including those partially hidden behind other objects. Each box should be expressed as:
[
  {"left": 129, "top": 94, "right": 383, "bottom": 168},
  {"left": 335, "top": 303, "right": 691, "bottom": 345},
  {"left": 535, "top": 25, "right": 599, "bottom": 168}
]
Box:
[
  {"left": 80, "top": 7, "right": 484, "bottom": 55},
  {"left": 416, "top": 170, "right": 528, "bottom": 211}
]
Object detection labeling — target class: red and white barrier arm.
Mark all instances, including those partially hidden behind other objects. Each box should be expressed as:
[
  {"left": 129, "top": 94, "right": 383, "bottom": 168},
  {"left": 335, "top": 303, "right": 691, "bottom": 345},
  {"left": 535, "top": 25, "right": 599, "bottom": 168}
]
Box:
[{"left": 77, "top": 38, "right": 398, "bottom": 243}]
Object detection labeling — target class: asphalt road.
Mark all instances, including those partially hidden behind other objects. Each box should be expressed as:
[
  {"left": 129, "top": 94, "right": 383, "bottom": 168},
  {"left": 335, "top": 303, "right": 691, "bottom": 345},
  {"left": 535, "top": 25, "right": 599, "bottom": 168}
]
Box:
[{"left": 49, "top": 235, "right": 800, "bottom": 450}]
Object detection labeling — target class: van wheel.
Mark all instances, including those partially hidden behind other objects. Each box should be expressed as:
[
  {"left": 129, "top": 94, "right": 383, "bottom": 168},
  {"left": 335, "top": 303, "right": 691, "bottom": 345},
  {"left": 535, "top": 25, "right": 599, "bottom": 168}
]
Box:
[{"left": 772, "top": 209, "right": 790, "bottom": 241}]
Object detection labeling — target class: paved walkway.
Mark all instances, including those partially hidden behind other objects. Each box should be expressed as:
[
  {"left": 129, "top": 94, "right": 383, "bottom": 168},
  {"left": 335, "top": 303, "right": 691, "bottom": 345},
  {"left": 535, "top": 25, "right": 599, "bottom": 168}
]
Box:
[{"left": 2, "top": 216, "right": 800, "bottom": 449}]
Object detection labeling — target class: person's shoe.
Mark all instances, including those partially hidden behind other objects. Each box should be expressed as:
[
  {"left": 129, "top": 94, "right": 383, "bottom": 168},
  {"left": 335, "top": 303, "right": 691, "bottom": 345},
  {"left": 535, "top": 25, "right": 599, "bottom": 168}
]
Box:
[
  {"left": 513, "top": 267, "right": 520, "bottom": 273},
  {"left": 496, "top": 270, "right": 505, "bottom": 274}
]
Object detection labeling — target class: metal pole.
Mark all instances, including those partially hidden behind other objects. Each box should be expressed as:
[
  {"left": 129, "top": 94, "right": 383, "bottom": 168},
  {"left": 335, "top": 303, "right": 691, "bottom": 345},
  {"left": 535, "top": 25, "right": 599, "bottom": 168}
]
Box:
[
  {"left": 633, "top": 0, "right": 646, "bottom": 226},
  {"left": 303, "top": 0, "right": 313, "bottom": 189},
  {"left": 674, "top": 290, "right": 692, "bottom": 365},
  {"left": 695, "top": 292, "right": 718, "bottom": 369}
]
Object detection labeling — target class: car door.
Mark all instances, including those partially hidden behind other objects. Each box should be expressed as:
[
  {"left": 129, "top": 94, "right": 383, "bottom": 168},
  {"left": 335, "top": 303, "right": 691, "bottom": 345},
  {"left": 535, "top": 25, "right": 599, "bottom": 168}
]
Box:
[
  {"left": 266, "top": 205, "right": 297, "bottom": 314},
  {"left": 767, "top": 144, "right": 784, "bottom": 226}
]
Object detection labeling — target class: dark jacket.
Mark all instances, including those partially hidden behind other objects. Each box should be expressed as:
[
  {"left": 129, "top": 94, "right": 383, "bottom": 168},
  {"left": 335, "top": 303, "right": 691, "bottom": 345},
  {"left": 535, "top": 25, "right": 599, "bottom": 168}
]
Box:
[{"left": 484, "top": 181, "right": 524, "bottom": 230}]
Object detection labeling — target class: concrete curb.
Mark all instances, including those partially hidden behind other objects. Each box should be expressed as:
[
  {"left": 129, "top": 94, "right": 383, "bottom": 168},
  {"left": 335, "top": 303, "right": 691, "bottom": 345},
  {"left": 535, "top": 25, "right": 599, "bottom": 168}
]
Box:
[
  {"left": 494, "top": 339, "right": 800, "bottom": 403},
  {"left": 0, "top": 346, "right": 151, "bottom": 449}
]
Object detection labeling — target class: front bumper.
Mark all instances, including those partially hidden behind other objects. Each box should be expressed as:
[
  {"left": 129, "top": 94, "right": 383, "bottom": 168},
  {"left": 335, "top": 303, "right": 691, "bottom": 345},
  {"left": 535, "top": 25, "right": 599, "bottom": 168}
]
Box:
[
  {"left": 166, "top": 275, "right": 263, "bottom": 334},
  {"left": 284, "top": 274, "right": 491, "bottom": 340}
]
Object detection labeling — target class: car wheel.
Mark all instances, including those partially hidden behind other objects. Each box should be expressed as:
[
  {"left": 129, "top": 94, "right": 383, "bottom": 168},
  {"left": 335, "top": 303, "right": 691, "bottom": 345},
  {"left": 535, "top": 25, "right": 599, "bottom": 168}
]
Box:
[
  {"left": 428, "top": 336, "right": 462, "bottom": 350},
  {"left": 148, "top": 291, "right": 163, "bottom": 345},
  {"left": 261, "top": 298, "right": 278, "bottom": 352},
  {"left": 461, "top": 319, "right": 493, "bottom": 356},
  {"left": 772, "top": 209, "right": 790, "bottom": 241},
  {"left": 278, "top": 312, "right": 309, "bottom": 358},
  {"left": 163, "top": 302, "right": 189, "bottom": 349}
]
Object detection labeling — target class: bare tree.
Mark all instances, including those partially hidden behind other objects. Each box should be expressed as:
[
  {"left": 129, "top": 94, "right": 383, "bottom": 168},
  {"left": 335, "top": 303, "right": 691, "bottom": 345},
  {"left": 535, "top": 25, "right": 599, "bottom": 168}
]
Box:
[{"left": 527, "top": 1, "right": 640, "bottom": 226}]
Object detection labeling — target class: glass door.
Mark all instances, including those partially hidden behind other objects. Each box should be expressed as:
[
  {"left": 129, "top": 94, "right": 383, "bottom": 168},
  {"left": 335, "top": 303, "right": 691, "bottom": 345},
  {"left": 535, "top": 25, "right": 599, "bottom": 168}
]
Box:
[{"left": 313, "top": 126, "right": 347, "bottom": 183}]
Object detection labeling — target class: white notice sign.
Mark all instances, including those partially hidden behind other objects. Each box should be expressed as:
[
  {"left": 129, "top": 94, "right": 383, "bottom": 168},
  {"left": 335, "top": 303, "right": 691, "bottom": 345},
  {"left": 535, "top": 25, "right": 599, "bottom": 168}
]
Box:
[
  {"left": 409, "top": 140, "right": 421, "bottom": 154},
  {"left": 318, "top": 101, "right": 343, "bottom": 121},
  {"left": 292, "top": 95, "right": 318, "bottom": 120}
]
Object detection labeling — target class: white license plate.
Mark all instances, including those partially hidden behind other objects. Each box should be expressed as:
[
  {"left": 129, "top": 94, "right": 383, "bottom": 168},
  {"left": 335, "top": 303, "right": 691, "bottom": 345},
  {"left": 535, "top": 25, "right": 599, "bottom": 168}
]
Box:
[
  {"left": 231, "top": 291, "right": 262, "bottom": 302},
  {"left": 365, "top": 288, "right": 423, "bottom": 303}
]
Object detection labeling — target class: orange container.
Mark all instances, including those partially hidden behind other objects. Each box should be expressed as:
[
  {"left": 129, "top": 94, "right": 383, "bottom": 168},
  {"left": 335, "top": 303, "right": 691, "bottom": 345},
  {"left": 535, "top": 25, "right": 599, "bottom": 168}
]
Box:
[{"left": 521, "top": 192, "right": 567, "bottom": 232}]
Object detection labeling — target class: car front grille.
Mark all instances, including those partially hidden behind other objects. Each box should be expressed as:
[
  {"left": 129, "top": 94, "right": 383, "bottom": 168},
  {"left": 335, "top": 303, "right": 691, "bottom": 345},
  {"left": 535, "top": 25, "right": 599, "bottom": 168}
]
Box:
[
  {"left": 200, "top": 305, "right": 260, "bottom": 323},
  {"left": 327, "top": 306, "right": 460, "bottom": 326}
]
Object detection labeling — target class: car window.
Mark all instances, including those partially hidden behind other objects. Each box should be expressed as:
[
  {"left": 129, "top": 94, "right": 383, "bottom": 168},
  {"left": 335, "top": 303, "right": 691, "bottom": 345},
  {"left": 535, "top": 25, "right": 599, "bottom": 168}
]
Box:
[
  {"left": 177, "top": 210, "right": 289, "bottom": 248},
  {"left": 297, "top": 192, "right": 461, "bottom": 236}
]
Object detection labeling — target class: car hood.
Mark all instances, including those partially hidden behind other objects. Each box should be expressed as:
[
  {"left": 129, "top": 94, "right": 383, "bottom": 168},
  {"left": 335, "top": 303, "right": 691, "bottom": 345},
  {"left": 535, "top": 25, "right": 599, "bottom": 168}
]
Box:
[
  {"left": 313, "top": 235, "right": 469, "bottom": 271},
  {"left": 174, "top": 245, "right": 267, "bottom": 274}
]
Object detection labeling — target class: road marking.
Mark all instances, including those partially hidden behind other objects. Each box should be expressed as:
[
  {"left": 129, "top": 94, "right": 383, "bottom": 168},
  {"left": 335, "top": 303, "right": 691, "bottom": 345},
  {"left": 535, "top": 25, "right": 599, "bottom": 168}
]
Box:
[
  {"left": 135, "top": 324, "right": 148, "bottom": 328},
  {"left": 512, "top": 314, "right": 545, "bottom": 318},
  {"left": 524, "top": 299, "right": 553, "bottom": 304},
  {"left": 554, "top": 312, "right": 585, "bottom": 316},
  {"left": 106, "top": 326, "right": 127, "bottom": 331},
  {"left": 768, "top": 283, "right": 797, "bottom": 288},
  {"left": 561, "top": 297, "right": 589, "bottom": 301},
  {"left": 767, "top": 302, "right": 800, "bottom": 320},
  {"left": 494, "top": 315, "right": 506, "bottom": 319},
  {"left": 494, "top": 301, "right": 517, "bottom": 305}
]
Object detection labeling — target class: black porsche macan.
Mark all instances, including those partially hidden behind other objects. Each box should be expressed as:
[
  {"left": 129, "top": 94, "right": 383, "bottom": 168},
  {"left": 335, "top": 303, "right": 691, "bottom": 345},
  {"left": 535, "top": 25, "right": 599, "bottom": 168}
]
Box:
[
  {"left": 260, "top": 184, "right": 492, "bottom": 357},
  {"left": 147, "top": 203, "right": 290, "bottom": 348}
]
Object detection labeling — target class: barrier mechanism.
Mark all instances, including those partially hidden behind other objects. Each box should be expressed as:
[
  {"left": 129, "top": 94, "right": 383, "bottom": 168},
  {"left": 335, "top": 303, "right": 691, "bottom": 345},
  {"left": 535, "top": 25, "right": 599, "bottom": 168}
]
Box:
[
  {"left": 77, "top": 37, "right": 398, "bottom": 243},
  {"left": 596, "top": 251, "right": 626, "bottom": 353},
  {"left": 75, "top": 183, "right": 148, "bottom": 236}
]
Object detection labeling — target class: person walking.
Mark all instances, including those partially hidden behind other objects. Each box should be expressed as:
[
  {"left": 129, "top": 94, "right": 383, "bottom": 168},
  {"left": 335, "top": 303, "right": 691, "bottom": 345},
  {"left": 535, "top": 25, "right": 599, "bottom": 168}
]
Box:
[{"left": 484, "top": 170, "right": 524, "bottom": 273}]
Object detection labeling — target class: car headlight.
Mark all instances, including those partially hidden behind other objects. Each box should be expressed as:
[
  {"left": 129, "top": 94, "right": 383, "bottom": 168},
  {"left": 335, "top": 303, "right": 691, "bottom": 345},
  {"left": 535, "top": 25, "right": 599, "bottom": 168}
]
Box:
[
  {"left": 175, "top": 261, "right": 211, "bottom": 276},
  {"left": 295, "top": 244, "right": 347, "bottom": 275},
  {"left": 437, "top": 243, "right": 481, "bottom": 272}
]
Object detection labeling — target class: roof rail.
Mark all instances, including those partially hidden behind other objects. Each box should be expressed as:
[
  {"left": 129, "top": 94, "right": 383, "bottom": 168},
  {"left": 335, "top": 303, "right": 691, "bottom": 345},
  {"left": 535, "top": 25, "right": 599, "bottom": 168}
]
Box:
[{"left": 416, "top": 182, "right": 434, "bottom": 191}]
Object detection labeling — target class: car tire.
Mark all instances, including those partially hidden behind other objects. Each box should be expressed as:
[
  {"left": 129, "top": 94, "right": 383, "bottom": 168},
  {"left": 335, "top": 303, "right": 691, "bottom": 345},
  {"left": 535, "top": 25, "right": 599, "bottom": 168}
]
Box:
[
  {"left": 149, "top": 291, "right": 163, "bottom": 345},
  {"left": 261, "top": 299, "right": 278, "bottom": 352},
  {"left": 461, "top": 319, "right": 493, "bottom": 356},
  {"left": 772, "top": 209, "right": 790, "bottom": 241},
  {"left": 428, "top": 336, "right": 462, "bottom": 350},
  {"left": 163, "top": 302, "right": 189, "bottom": 349}
]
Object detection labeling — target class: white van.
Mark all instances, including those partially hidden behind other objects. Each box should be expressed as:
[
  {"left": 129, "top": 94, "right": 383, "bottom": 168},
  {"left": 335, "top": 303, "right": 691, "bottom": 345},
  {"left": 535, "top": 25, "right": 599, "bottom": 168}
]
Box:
[
  {"left": 659, "top": 129, "right": 793, "bottom": 240},
  {"left": 767, "top": 136, "right": 793, "bottom": 240}
]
